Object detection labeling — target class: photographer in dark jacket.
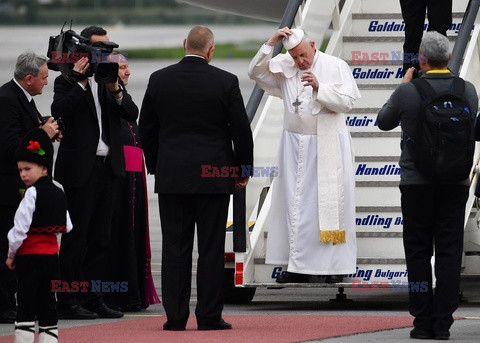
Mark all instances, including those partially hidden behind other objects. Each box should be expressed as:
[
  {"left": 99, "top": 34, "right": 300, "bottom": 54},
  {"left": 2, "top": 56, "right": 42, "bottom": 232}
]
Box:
[
  {"left": 51, "top": 26, "right": 138, "bottom": 319},
  {"left": 377, "top": 31, "right": 478, "bottom": 340}
]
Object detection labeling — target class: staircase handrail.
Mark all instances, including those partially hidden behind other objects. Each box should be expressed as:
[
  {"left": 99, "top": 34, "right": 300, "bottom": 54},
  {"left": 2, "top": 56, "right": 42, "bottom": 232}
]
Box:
[{"left": 449, "top": 0, "right": 480, "bottom": 74}]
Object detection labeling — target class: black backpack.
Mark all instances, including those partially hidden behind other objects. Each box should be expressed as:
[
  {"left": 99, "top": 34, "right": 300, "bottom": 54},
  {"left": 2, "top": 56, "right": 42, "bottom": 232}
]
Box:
[{"left": 405, "top": 76, "right": 474, "bottom": 181}]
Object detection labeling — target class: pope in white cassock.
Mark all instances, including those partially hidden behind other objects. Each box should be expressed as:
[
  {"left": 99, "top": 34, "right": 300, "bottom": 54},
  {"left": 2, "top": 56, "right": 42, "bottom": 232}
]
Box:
[{"left": 248, "top": 27, "right": 360, "bottom": 283}]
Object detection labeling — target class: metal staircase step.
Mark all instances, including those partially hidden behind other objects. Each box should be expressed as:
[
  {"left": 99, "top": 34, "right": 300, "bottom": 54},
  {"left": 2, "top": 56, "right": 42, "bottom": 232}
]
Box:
[
  {"left": 357, "top": 206, "right": 401, "bottom": 212},
  {"left": 350, "top": 13, "right": 464, "bottom": 37},
  {"left": 360, "top": 0, "right": 468, "bottom": 14},
  {"left": 342, "top": 36, "right": 456, "bottom": 61},
  {"left": 355, "top": 156, "right": 399, "bottom": 162},
  {"left": 350, "top": 64, "right": 404, "bottom": 84},
  {"left": 357, "top": 232, "right": 402, "bottom": 238},
  {"left": 352, "top": 13, "right": 464, "bottom": 19},
  {"left": 346, "top": 112, "right": 397, "bottom": 132},
  {"left": 356, "top": 258, "right": 405, "bottom": 264},
  {"left": 344, "top": 36, "right": 457, "bottom": 43},
  {"left": 354, "top": 162, "right": 400, "bottom": 181},
  {"left": 358, "top": 83, "right": 402, "bottom": 90},
  {"left": 346, "top": 113, "right": 380, "bottom": 132},
  {"left": 354, "top": 92, "right": 396, "bottom": 109},
  {"left": 354, "top": 137, "right": 401, "bottom": 157},
  {"left": 349, "top": 107, "right": 381, "bottom": 113},
  {"left": 351, "top": 131, "right": 400, "bottom": 138},
  {"left": 348, "top": 60, "right": 402, "bottom": 66},
  {"left": 356, "top": 185, "right": 401, "bottom": 207},
  {"left": 254, "top": 257, "right": 406, "bottom": 265},
  {"left": 356, "top": 181, "right": 399, "bottom": 187}
]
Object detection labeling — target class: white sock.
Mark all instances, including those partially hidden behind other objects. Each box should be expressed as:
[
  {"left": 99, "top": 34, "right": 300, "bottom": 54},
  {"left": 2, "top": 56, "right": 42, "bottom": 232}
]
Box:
[
  {"left": 38, "top": 325, "right": 58, "bottom": 343},
  {"left": 14, "top": 321, "right": 35, "bottom": 343}
]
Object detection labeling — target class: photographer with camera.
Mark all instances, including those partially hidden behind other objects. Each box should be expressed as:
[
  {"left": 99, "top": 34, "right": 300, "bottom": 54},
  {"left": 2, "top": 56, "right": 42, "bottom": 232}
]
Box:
[
  {"left": 0, "top": 52, "right": 60, "bottom": 324},
  {"left": 50, "top": 26, "right": 138, "bottom": 320}
]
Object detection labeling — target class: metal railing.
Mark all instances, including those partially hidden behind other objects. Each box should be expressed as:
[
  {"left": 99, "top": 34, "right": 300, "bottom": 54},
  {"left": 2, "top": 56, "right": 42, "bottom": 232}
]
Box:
[{"left": 449, "top": 0, "right": 480, "bottom": 74}]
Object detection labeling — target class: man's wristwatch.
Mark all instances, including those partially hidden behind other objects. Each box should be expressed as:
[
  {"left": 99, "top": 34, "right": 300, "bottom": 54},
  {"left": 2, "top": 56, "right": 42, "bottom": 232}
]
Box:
[{"left": 111, "top": 84, "right": 123, "bottom": 95}]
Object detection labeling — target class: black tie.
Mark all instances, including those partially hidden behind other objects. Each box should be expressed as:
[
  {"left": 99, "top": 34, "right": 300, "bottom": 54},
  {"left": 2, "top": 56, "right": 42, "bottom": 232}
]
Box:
[{"left": 30, "top": 99, "right": 43, "bottom": 123}]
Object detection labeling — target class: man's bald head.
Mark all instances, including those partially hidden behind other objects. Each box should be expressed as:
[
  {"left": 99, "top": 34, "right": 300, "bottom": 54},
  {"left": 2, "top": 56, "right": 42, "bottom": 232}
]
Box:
[{"left": 184, "top": 26, "right": 215, "bottom": 61}]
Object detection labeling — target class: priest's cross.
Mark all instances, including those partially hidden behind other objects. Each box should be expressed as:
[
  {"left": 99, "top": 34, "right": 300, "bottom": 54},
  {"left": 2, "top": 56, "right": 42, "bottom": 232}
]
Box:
[{"left": 292, "top": 97, "right": 302, "bottom": 113}]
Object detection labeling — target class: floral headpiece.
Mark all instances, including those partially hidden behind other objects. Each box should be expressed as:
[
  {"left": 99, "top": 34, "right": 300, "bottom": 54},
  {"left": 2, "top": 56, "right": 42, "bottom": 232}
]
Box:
[
  {"left": 14, "top": 128, "right": 53, "bottom": 174},
  {"left": 27, "top": 140, "right": 45, "bottom": 156}
]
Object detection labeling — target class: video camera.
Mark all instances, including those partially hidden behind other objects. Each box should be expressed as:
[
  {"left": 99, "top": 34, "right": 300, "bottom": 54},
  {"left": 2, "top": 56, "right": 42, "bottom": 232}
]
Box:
[{"left": 46, "top": 22, "right": 119, "bottom": 84}]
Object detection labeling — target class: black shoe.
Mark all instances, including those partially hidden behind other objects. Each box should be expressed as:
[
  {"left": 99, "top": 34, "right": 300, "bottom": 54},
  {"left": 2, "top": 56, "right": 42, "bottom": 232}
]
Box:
[
  {"left": 0, "top": 308, "right": 16, "bottom": 323},
  {"left": 198, "top": 319, "right": 232, "bottom": 330},
  {"left": 325, "top": 275, "right": 344, "bottom": 283},
  {"left": 57, "top": 304, "right": 98, "bottom": 319},
  {"left": 84, "top": 302, "right": 123, "bottom": 319},
  {"left": 434, "top": 331, "right": 450, "bottom": 340},
  {"left": 410, "top": 328, "right": 434, "bottom": 339},
  {"left": 163, "top": 322, "right": 186, "bottom": 331},
  {"left": 276, "top": 271, "right": 310, "bottom": 283}
]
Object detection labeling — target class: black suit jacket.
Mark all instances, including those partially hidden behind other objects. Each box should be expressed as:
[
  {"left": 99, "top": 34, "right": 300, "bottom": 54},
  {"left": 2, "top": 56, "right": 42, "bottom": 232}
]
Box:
[
  {"left": 139, "top": 56, "right": 253, "bottom": 194},
  {"left": 0, "top": 80, "right": 42, "bottom": 207},
  {"left": 51, "top": 75, "right": 138, "bottom": 188}
]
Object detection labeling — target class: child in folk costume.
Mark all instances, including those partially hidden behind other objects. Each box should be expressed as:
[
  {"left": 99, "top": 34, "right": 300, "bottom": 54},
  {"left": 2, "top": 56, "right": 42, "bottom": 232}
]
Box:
[{"left": 5, "top": 128, "right": 72, "bottom": 343}]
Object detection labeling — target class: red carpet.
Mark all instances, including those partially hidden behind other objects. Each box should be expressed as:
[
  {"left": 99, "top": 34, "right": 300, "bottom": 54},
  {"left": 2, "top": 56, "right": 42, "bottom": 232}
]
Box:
[{"left": 0, "top": 314, "right": 417, "bottom": 342}]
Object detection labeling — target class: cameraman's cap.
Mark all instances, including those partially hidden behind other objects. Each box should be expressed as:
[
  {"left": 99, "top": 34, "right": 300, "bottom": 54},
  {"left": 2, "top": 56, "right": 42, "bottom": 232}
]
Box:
[
  {"left": 14, "top": 128, "right": 53, "bottom": 175},
  {"left": 283, "top": 28, "right": 305, "bottom": 50}
]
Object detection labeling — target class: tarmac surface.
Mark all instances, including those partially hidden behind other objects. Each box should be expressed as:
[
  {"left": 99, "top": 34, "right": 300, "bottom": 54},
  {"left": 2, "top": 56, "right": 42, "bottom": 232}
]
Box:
[{"left": 1, "top": 281, "right": 479, "bottom": 342}]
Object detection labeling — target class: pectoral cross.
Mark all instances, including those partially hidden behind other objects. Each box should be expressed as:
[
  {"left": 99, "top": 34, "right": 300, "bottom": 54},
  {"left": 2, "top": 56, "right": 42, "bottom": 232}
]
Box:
[{"left": 292, "top": 97, "right": 302, "bottom": 113}]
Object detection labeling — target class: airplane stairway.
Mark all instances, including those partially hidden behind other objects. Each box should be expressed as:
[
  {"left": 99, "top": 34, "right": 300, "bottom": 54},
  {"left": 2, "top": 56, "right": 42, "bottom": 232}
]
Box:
[{"left": 232, "top": 0, "right": 480, "bottom": 292}]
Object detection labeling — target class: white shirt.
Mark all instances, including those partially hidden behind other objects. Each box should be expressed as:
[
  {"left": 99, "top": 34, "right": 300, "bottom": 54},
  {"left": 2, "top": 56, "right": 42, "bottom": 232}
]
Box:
[
  {"left": 77, "top": 79, "right": 124, "bottom": 156},
  {"left": 13, "top": 78, "right": 32, "bottom": 102}
]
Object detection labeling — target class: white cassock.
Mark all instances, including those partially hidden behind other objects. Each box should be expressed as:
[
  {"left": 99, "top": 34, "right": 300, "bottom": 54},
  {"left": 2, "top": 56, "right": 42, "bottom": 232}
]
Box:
[{"left": 249, "top": 44, "right": 361, "bottom": 274}]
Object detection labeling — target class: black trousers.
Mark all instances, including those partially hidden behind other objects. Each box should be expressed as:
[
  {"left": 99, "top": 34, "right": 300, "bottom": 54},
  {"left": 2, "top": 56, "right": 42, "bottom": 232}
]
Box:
[
  {"left": 58, "top": 157, "right": 117, "bottom": 307},
  {"left": 15, "top": 254, "right": 59, "bottom": 326},
  {"left": 158, "top": 193, "right": 229, "bottom": 327},
  {"left": 400, "top": 0, "right": 452, "bottom": 72},
  {"left": 0, "top": 204, "right": 17, "bottom": 313},
  {"left": 400, "top": 184, "right": 468, "bottom": 333}
]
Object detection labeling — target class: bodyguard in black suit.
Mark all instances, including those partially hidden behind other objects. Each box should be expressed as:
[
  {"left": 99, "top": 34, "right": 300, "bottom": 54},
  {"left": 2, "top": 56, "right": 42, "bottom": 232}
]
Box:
[
  {"left": 51, "top": 26, "right": 138, "bottom": 319},
  {"left": 139, "top": 26, "right": 253, "bottom": 331},
  {"left": 0, "top": 52, "right": 59, "bottom": 323}
]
